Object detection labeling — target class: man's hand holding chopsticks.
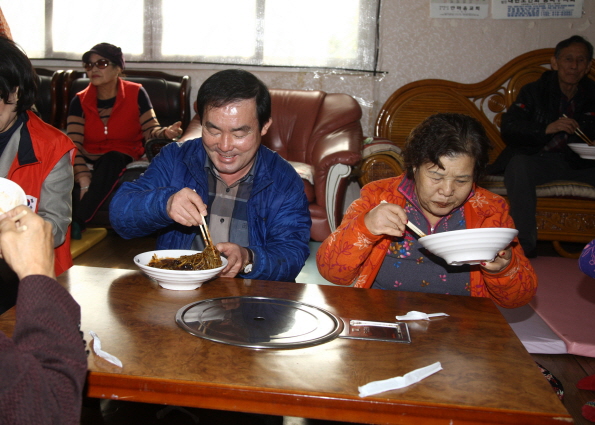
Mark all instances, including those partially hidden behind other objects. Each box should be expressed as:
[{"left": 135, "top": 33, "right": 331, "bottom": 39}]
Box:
[
  {"left": 166, "top": 188, "right": 208, "bottom": 227},
  {"left": 546, "top": 116, "right": 580, "bottom": 135}
]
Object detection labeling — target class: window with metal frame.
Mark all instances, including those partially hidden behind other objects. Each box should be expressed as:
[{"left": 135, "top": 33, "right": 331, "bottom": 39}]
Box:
[{"left": 2, "top": 0, "right": 379, "bottom": 72}]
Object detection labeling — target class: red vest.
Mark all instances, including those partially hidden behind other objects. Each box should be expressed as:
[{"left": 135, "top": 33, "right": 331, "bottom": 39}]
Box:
[
  {"left": 78, "top": 78, "right": 145, "bottom": 160},
  {"left": 8, "top": 111, "right": 76, "bottom": 276}
]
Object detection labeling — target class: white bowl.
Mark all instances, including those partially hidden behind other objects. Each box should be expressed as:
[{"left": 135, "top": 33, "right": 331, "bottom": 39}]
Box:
[
  {"left": 418, "top": 228, "right": 518, "bottom": 266},
  {"left": 134, "top": 250, "right": 227, "bottom": 290},
  {"left": 0, "top": 178, "right": 27, "bottom": 214},
  {"left": 568, "top": 143, "right": 595, "bottom": 160}
]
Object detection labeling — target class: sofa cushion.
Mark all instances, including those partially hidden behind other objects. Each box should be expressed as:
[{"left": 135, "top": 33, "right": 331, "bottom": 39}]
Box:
[
  {"left": 481, "top": 174, "right": 595, "bottom": 199},
  {"left": 288, "top": 161, "right": 314, "bottom": 185}
]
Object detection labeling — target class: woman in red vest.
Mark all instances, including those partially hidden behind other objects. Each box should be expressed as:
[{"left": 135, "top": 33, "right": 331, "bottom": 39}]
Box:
[
  {"left": 0, "top": 36, "right": 75, "bottom": 313},
  {"left": 67, "top": 42, "right": 183, "bottom": 238}
]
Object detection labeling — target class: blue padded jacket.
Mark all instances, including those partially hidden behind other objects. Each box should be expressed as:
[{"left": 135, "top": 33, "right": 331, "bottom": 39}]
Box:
[{"left": 109, "top": 138, "right": 311, "bottom": 282}]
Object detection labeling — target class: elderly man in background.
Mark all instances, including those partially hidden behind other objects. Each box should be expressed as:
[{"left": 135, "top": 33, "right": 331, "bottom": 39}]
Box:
[
  {"left": 489, "top": 35, "right": 595, "bottom": 257},
  {"left": 110, "top": 69, "right": 311, "bottom": 282}
]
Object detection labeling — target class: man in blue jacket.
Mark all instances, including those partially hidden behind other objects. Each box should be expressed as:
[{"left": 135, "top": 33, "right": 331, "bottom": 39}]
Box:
[{"left": 110, "top": 69, "right": 311, "bottom": 282}]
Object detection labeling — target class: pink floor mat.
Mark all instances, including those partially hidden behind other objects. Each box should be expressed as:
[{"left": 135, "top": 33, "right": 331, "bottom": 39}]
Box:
[{"left": 529, "top": 256, "right": 595, "bottom": 358}]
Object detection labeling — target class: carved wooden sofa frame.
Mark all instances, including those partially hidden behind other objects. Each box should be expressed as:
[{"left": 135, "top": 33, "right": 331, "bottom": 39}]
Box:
[{"left": 361, "top": 48, "right": 595, "bottom": 257}]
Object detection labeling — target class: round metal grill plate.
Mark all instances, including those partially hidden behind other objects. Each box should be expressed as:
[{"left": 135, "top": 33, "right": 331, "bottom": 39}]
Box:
[{"left": 176, "top": 296, "right": 344, "bottom": 349}]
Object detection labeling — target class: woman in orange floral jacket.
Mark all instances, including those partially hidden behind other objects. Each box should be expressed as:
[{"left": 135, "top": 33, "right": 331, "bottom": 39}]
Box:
[{"left": 316, "top": 113, "right": 537, "bottom": 308}]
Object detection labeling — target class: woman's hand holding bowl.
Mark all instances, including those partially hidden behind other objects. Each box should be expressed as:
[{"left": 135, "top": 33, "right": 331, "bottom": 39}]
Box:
[{"left": 480, "top": 246, "right": 512, "bottom": 273}]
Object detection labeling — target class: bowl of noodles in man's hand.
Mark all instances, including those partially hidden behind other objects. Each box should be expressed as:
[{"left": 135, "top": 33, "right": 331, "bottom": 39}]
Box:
[{"left": 134, "top": 245, "right": 227, "bottom": 290}]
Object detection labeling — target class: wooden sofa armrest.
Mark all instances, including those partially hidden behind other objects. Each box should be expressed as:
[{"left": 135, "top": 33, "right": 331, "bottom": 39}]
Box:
[
  {"left": 359, "top": 152, "right": 404, "bottom": 186},
  {"left": 358, "top": 138, "right": 405, "bottom": 186}
]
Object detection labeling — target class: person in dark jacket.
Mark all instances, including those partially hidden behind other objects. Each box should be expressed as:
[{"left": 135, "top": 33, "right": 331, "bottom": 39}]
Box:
[
  {"left": 0, "top": 206, "right": 87, "bottom": 425},
  {"left": 109, "top": 69, "right": 311, "bottom": 282},
  {"left": 492, "top": 35, "right": 595, "bottom": 257}
]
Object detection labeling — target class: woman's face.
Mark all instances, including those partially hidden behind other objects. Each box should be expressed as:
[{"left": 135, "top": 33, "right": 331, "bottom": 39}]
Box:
[
  {"left": 414, "top": 154, "right": 475, "bottom": 227},
  {"left": 87, "top": 53, "right": 120, "bottom": 88}
]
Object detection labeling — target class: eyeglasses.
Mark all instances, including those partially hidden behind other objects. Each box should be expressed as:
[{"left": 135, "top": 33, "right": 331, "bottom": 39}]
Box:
[{"left": 83, "top": 59, "right": 112, "bottom": 71}]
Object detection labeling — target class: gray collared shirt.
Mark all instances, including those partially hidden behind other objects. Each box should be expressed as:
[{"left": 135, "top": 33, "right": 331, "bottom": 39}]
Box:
[{"left": 191, "top": 155, "right": 255, "bottom": 250}]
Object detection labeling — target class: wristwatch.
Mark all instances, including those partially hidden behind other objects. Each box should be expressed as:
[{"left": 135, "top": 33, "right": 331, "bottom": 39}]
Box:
[{"left": 243, "top": 248, "right": 254, "bottom": 274}]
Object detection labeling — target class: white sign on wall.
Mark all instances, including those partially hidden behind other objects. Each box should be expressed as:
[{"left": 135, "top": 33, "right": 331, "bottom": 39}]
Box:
[
  {"left": 492, "top": 0, "right": 583, "bottom": 19},
  {"left": 430, "top": 0, "right": 489, "bottom": 19}
]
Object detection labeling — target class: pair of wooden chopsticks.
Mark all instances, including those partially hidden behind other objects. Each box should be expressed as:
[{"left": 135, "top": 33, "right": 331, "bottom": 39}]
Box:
[
  {"left": 192, "top": 187, "right": 214, "bottom": 248},
  {"left": 406, "top": 221, "right": 427, "bottom": 238},
  {"left": 380, "top": 200, "right": 426, "bottom": 238},
  {"left": 199, "top": 218, "right": 214, "bottom": 248},
  {"left": 562, "top": 114, "right": 594, "bottom": 146}
]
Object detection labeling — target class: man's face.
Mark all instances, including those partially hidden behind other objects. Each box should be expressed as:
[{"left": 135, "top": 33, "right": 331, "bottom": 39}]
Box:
[
  {"left": 201, "top": 98, "right": 272, "bottom": 185},
  {"left": 551, "top": 43, "right": 592, "bottom": 88}
]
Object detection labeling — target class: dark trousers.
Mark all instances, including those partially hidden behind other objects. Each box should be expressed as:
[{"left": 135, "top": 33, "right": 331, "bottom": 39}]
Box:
[
  {"left": 504, "top": 152, "right": 595, "bottom": 255},
  {"left": 74, "top": 151, "right": 132, "bottom": 225}
]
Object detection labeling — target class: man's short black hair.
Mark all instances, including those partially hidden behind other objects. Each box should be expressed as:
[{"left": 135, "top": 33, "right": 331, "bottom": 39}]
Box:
[
  {"left": 555, "top": 35, "right": 593, "bottom": 62},
  {"left": 196, "top": 69, "right": 271, "bottom": 130}
]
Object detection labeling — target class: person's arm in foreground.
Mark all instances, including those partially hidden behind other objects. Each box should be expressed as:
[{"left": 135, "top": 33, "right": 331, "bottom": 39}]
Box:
[{"left": 0, "top": 206, "right": 87, "bottom": 425}]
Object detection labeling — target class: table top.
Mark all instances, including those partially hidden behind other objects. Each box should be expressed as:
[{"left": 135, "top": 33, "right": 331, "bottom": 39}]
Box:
[{"left": 0, "top": 266, "right": 570, "bottom": 424}]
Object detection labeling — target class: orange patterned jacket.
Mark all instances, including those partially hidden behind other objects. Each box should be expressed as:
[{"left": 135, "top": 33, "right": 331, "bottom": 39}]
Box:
[{"left": 316, "top": 175, "right": 538, "bottom": 308}]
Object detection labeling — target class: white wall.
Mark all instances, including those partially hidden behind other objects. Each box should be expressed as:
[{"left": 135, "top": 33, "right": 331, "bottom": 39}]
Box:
[{"left": 32, "top": 1, "right": 595, "bottom": 136}]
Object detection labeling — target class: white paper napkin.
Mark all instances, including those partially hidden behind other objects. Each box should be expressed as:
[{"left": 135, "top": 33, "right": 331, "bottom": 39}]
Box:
[
  {"left": 358, "top": 362, "right": 443, "bottom": 397},
  {"left": 395, "top": 311, "right": 449, "bottom": 321},
  {"left": 89, "top": 331, "right": 123, "bottom": 368}
]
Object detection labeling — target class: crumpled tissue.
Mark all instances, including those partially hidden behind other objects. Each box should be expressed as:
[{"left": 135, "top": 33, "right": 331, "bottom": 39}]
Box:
[
  {"left": 90, "top": 330, "right": 123, "bottom": 368},
  {"left": 358, "top": 362, "right": 442, "bottom": 397},
  {"left": 395, "top": 311, "right": 449, "bottom": 321}
]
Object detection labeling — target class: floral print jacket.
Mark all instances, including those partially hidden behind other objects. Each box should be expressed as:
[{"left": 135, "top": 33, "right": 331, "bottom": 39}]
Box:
[{"left": 316, "top": 175, "right": 538, "bottom": 308}]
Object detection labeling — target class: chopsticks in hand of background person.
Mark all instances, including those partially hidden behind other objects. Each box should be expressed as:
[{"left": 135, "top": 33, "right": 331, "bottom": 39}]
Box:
[{"left": 562, "top": 114, "right": 594, "bottom": 146}]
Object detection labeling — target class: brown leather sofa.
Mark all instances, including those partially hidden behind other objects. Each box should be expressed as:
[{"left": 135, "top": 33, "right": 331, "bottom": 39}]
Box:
[
  {"left": 262, "top": 89, "right": 363, "bottom": 241},
  {"left": 34, "top": 68, "right": 64, "bottom": 127},
  {"left": 182, "top": 88, "right": 364, "bottom": 242}
]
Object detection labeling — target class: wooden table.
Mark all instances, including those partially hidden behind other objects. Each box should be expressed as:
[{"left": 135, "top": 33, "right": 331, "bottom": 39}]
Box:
[{"left": 0, "top": 266, "right": 570, "bottom": 424}]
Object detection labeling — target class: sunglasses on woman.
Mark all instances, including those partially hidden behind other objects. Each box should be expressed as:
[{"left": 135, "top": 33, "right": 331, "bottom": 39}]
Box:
[{"left": 83, "top": 59, "right": 112, "bottom": 71}]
